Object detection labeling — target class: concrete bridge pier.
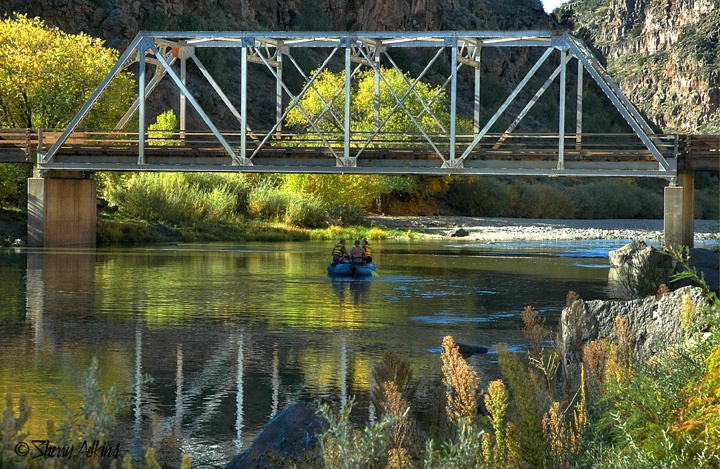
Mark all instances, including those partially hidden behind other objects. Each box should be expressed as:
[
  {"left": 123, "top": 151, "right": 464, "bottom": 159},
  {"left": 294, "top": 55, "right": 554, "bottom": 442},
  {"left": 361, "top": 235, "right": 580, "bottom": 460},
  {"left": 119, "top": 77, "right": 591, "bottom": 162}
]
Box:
[
  {"left": 27, "top": 171, "right": 96, "bottom": 247},
  {"left": 664, "top": 171, "right": 695, "bottom": 251}
]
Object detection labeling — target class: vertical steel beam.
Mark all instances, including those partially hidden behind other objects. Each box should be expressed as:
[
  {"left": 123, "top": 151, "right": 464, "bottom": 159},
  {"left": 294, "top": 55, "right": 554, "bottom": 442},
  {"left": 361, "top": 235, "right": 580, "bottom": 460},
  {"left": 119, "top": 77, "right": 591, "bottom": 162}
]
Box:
[
  {"left": 474, "top": 46, "right": 481, "bottom": 136},
  {"left": 148, "top": 42, "right": 241, "bottom": 164},
  {"left": 138, "top": 42, "right": 146, "bottom": 165},
  {"left": 180, "top": 49, "right": 187, "bottom": 140},
  {"left": 240, "top": 42, "right": 248, "bottom": 165},
  {"left": 575, "top": 58, "right": 583, "bottom": 150},
  {"left": 276, "top": 45, "right": 283, "bottom": 142},
  {"left": 344, "top": 40, "right": 352, "bottom": 165},
  {"left": 374, "top": 48, "right": 380, "bottom": 137},
  {"left": 459, "top": 46, "right": 554, "bottom": 162},
  {"left": 449, "top": 38, "right": 458, "bottom": 165},
  {"left": 558, "top": 49, "right": 568, "bottom": 170}
]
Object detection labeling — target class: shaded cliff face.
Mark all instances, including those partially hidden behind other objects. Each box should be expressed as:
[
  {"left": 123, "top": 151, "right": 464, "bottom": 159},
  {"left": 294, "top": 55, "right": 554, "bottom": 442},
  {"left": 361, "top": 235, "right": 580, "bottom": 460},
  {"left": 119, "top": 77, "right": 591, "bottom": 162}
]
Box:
[
  {"left": 563, "top": 0, "right": 719, "bottom": 133},
  {"left": 2, "top": 0, "right": 552, "bottom": 128},
  {"left": 4, "top": 0, "right": 551, "bottom": 51}
]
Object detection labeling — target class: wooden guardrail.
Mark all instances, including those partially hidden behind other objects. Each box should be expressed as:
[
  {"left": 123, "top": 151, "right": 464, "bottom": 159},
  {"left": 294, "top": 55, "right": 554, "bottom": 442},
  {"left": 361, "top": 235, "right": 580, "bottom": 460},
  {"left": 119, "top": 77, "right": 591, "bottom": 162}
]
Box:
[
  {"left": 0, "top": 129, "right": 716, "bottom": 172},
  {"left": 678, "top": 134, "right": 720, "bottom": 172}
]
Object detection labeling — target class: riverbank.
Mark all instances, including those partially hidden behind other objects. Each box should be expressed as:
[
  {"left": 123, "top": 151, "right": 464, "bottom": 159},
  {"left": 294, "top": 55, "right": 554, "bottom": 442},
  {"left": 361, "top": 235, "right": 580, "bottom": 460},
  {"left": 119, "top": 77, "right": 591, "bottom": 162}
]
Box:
[
  {"left": 2, "top": 208, "right": 718, "bottom": 246},
  {"left": 367, "top": 216, "right": 720, "bottom": 245}
]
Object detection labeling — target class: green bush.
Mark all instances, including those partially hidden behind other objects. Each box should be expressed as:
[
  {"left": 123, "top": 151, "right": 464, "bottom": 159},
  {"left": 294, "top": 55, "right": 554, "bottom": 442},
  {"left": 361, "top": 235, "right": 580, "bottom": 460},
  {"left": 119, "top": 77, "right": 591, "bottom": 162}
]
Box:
[
  {"left": 107, "top": 173, "right": 243, "bottom": 226},
  {"left": 0, "top": 163, "right": 32, "bottom": 209},
  {"left": 247, "top": 181, "right": 290, "bottom": 221},
  {"left": 444, "top": 176, "right": 513, "bottom": 217},
  {"left": 284, "top": 195, "right": 329, "bottom": 228},
  {"left": 327, "top": 204, "right": 367, "bottom": 226}
]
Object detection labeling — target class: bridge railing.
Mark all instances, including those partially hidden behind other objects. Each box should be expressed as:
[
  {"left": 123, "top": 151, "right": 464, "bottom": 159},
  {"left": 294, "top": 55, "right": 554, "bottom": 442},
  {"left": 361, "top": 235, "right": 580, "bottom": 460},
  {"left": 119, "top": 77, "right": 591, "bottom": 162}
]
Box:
[{"left": 0, "top": 129, "right": 682, "bottom": 168}]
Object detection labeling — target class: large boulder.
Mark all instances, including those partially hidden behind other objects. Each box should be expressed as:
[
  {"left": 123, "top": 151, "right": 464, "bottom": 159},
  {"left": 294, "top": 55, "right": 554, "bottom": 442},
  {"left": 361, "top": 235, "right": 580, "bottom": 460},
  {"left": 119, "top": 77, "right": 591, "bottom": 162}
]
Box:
[
  {"left": 607, "top": 240, "right": 673, "bottom": 297},
  {"left": 225, "top": 402, "right": 327, "bottom": 469},
  {"left": 560, "top": 285, "right": 705, "bottom": 372}
]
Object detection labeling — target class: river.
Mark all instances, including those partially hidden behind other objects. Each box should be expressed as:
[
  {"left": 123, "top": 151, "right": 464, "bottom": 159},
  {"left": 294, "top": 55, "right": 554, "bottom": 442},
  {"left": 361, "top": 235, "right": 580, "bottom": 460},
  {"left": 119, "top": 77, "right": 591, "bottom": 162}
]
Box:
[{"left": 0, "top": 238, "right": 629, "bottom": 467}]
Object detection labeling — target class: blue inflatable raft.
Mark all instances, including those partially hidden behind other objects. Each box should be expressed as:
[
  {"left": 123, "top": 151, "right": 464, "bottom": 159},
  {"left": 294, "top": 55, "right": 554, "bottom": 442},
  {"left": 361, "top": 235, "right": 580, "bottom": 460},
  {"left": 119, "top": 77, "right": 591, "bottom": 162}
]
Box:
[{"left": 327, "top": 262, "right": 377, "bottom": 277}]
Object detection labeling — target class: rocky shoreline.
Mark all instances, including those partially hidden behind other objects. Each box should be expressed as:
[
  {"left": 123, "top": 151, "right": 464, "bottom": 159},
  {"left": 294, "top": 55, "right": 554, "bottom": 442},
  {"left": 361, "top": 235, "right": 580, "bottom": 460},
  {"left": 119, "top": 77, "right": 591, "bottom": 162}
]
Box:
[
  {"left": 367, "top": 216, "right": 720, "bottom": 244},
  {"left": 1, "top": 211, "right": 718, "bottom": 246}
]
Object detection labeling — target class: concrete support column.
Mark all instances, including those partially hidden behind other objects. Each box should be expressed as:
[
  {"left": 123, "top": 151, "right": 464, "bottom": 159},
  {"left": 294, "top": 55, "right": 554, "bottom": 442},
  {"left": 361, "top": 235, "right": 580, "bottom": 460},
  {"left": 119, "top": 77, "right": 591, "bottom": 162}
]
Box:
[
  {"left": 664, "top": 185, "right": 683, "bottom": 251},
  {"left": 678, "top": 171, "right": 695, "bottom": 248},
  {"left": 28, "top": 172, "right": 96, "bottom": 247}
]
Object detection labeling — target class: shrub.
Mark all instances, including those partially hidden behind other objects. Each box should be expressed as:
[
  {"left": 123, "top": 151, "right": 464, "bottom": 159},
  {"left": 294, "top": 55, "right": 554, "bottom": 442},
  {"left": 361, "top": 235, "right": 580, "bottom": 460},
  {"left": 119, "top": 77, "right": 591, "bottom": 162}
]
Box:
[
  {"left": 108, "top": 173, "right": 242, "bottom": 226},
  {"left": 327, "top": 204, "right": 367, "bottom": 226},
  {"left": 443, "top": 176, "right": 512, "bottom": 217},
  {"left": 284, "top": 195, "right": 329, "bottom": 228},
  {"left": 247, "top": 182, "right": 290, "bottom": 221}
]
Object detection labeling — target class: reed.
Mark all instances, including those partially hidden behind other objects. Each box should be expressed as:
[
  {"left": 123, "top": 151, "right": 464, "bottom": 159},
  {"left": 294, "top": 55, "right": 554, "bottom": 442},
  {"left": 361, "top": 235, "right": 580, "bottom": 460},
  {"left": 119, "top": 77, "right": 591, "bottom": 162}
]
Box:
[{"left": 441, "top": 336, "right": 480, "bottom": 423}]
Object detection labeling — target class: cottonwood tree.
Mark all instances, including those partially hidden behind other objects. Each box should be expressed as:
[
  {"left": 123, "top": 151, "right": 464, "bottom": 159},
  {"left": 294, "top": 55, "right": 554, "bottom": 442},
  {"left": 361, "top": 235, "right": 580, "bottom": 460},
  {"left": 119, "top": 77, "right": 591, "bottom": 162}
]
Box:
[
  {"left": 0, "top": 14, "right": 134, "bottom": 129},
  {"left": 0, "top": 14, "right": 135, "bottom": 209},
  {"left": 283, "top": 67, "right": 469, "bottom": 211}
]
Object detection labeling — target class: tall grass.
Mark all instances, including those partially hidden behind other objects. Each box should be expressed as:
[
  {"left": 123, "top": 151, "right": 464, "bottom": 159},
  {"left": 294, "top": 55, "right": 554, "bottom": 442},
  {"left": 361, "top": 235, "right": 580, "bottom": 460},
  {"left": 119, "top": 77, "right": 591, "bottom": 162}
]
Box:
[
  {"left": 107, "top": 173, "right": 252, "bottom": 226},
  {"left": 313, "top": 253, "right": 720, "bottom": 468}
]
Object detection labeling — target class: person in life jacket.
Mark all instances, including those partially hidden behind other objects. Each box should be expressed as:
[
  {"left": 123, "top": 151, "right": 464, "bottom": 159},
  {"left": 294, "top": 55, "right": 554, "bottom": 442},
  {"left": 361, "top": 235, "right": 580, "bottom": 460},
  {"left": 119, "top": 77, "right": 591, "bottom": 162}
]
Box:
[
  {"left": 349, "top": 240, "right": 366, "bottom": 265},
  {"left": 361, "top": 238, "right": 372, "bottom": 264},
  {"left": 331, "top": 239, "right": 348, "bottom": 265}
]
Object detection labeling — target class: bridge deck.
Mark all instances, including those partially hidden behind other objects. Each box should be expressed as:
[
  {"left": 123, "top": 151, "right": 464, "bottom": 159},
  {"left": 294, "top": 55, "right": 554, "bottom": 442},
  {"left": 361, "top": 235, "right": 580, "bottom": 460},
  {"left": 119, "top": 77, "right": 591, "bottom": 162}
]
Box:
[
  {"left": 1, "top": 129, "right": 716, "bottom": 175},
  {"left": 3, "top": 129, "right": 713, "bottom": 176}
]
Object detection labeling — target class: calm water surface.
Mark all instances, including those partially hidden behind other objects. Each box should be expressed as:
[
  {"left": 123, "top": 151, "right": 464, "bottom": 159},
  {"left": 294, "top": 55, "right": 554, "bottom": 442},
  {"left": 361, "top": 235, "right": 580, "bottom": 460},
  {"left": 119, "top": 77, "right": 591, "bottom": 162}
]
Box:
[{"left": 0, "top": 239, "right": 626, "bottom": 467}]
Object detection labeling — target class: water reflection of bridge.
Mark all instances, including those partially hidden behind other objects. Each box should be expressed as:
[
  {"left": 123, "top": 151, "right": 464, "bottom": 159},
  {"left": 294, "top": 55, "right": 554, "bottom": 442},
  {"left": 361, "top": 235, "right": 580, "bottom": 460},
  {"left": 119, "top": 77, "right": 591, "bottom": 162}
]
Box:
[
  {"left": 0, "top": 31, "right": 716, "bottom": 247},
  {"left": 23, "top": 251, "right": 362, "bottom": 463}
]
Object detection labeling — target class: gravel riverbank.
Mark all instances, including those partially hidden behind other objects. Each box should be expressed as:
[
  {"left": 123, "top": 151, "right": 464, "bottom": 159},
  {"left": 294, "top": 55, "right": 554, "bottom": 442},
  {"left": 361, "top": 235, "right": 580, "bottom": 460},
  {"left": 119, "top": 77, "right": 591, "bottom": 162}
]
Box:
[{"left": 367, "top": 216, "right": 720, "bottom": 245}]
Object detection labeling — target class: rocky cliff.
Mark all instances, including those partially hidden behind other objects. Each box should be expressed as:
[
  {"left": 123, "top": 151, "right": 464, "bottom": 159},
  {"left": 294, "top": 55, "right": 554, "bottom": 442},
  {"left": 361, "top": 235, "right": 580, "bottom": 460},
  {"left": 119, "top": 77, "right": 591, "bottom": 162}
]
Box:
[
  {"left": 4, "top": 0, "right": 551, "bottom": 51},
  {"left": 4, "top": 0, "right": 716, "bottom": 134},
  {"left": 560, "top": 0, "right": 720, "bottom": 133}
]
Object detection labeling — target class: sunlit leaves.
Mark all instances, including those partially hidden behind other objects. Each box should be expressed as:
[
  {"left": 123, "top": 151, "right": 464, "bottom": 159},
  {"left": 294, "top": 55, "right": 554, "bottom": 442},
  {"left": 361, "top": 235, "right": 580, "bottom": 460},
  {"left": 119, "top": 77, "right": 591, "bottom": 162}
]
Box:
[
  {"left": 285, "top": 66, "right": 470, "bottom": 138},
  {"left": 0, "top": 14, "right": 134, "bottom": 129}
]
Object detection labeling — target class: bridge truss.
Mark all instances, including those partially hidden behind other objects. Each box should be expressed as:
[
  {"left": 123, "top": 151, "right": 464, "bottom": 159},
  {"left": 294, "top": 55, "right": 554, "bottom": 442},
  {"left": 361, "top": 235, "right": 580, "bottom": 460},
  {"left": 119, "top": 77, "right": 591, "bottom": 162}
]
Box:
[{"left": 38, "top": 31, "right": 677, "bottom": 177}]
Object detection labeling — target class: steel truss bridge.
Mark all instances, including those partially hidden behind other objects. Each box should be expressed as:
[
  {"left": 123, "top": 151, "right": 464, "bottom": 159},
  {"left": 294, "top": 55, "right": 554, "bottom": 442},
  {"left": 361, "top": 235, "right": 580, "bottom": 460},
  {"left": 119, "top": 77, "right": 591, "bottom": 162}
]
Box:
[{"left": 1, "top": 31, "right": 718, "bottom": 177}]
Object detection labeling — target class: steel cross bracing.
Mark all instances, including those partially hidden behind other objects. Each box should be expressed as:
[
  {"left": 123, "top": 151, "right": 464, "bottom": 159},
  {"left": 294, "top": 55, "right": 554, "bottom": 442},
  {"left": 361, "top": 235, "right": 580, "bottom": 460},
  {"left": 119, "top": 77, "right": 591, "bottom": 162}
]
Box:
[{"left": 38, "top": 31, "right": 677, "bottom": 178}]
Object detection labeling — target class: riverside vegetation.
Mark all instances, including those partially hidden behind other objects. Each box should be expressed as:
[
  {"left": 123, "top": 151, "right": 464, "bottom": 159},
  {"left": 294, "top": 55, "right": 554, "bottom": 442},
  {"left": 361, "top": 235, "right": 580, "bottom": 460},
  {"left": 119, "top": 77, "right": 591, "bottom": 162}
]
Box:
[
  {"left": 3, "top": 250, "right": 719, "bottom": 468},
  {"left": 310, "top": 251, "right": 720, "bottom": 468}
]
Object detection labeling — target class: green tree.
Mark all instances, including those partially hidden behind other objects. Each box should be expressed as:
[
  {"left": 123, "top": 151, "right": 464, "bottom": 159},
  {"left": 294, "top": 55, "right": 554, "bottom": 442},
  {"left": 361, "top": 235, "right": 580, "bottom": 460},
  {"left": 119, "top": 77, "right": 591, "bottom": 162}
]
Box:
[
  {"left": 0, "top": 14, "right": 135, "bottom": 210},
  {"left": 286, "top": 66, "right": 468, "bottom": 137},
  {"left": 0, "top": 14, "right": 135, "bottom": 129},
  {"left": 284, "top": 66, "right": 468, "bottom": 212}
]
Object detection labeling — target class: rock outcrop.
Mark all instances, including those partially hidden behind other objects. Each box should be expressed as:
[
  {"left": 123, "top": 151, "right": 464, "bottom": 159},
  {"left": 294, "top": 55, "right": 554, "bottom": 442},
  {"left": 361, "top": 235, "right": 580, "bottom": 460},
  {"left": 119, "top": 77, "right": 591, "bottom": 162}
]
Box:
[
  {"left": 607, "top": 240, "right": 672, "bottom": 297},
  {"left": 3, "top": 0, "right": 551, "bottom": 53},
  {"left": 225, "top": 402, "right": 327, "bottom": 469},
  {"left": 563, "top": 0, "right": 720, "bottom": 133},
  {"left": 560, "top": 285, "right": 705, "bottom": 374}
]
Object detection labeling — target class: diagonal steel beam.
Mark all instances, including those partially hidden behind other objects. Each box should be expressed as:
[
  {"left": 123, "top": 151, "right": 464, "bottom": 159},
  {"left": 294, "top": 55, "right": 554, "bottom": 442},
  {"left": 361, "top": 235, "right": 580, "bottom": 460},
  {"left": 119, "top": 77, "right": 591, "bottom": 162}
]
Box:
[
  {"left": 249, "top": 47, "right": 342, "bottom": 161},
  {"left": 147, "top": 41, "right": 243, "bottom": 165},
  {"left": 562, "top": 33, "right": 670, "bottom": 170},
  {"left": 493, "top": 62, "right": 563, "bottom": 149},
  {"left": 190, "top": 49, "right": 260, "bottom": 144},
  {"left": 43, "top": 34, "right": 145, "bottom": 163},
  {"left": 115, "top": 49, "right": 176, "bottom": 131},
  {"left": 457, "top": 46, "right": 555, "bottom": 165}
]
